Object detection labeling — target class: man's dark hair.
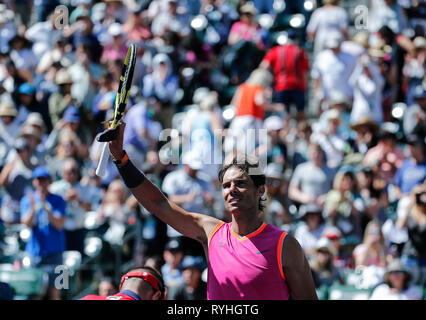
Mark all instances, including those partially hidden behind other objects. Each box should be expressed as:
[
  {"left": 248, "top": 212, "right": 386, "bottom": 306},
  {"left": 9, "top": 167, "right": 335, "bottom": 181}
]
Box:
[{"left": 218, "top": 156, "right": 266, "bottom": 211}]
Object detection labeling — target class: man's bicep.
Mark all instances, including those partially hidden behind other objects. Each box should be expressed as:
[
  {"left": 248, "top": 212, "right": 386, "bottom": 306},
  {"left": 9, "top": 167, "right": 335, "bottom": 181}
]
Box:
[{"left": 282, "top": 235, "right": 318, "bottom": 300}]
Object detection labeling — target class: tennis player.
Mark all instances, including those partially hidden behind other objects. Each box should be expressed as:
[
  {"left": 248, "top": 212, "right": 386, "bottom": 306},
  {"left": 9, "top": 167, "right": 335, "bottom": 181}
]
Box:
[
  {"left": 80, "top": 266, "right": 165, "bottom": 300},
  {"left": 108, "top": 122, "right": 317, "bottom": 300}
]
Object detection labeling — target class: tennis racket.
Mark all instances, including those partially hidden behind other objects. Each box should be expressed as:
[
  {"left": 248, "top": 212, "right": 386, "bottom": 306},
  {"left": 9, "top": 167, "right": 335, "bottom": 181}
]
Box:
[{"left": 95, "top": 44, "right": 137, "bottom": 177}]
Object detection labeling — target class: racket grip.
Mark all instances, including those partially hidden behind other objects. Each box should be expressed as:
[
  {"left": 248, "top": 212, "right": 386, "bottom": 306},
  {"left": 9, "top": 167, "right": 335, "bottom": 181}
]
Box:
[{"left": 95, "top": 142, "right": 110, "bottom": 177}]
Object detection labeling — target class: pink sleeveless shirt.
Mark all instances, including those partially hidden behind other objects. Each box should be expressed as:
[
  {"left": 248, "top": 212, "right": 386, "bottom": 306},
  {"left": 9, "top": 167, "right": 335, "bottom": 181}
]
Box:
[{"left": 207, "top": 221, "right": 290, "bottom": 300}]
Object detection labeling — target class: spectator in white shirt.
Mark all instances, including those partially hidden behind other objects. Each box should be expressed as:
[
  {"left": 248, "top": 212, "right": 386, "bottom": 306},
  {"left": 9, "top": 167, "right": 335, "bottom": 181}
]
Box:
[
  {"left": 370, "top": 258, "right": 423, "bottom": 300},
  {"left": 349, "top": 54, "right": 385, "bottom": 124},
  {"left": 311, "top": 32, "right": 357, "bottom": 111},
  {"left": 311, "top": 108, "right": 347, "bottom": 169},
  {"left": 306, "top": 0, "right": 349, "bottom": 56}
]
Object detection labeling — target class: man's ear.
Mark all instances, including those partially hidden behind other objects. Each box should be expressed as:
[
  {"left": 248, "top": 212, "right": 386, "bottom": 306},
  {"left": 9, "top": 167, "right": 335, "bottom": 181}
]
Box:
[{"left": 152, "top": 290, "right": 163, "bottom": 300}]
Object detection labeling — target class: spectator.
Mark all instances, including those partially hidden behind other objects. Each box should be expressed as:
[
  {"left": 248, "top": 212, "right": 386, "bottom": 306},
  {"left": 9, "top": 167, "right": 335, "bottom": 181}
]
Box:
[
  {"left": 20, "top": 166, "right": 66, "bottom": 300},
  {"left": 323, "top": 169, "right": 365, "bottom": 243},
  {"left": 397, "top": 183, "right": 426, "bottom": 285},
  {"left": 0, "top": 100, "right": 20, "bottom": 149},
  {"left": 311, "top": 31, "right": 357, "bottom": 111},
  {"left": 16, "top": 83, "right": 51, "bottom": 131},
  {"left": 122, "top": 101, "right": 163, "bottom": 172},
  {"left": 25, "top": 9, "right": 63, "bottom": 59},
  {"left": 100, "top": 22, "right": 128, "bottom": 65},
  {"left": 306, "top": 0, "right": 349, "bottom": 56},
  {"left": 8, "top": 35, "right": 38, "bottom": 75},
  {"left": 294, "top": 204, "right": 327, "bottom": 258},
  {"left": 0, "top": 138, "right": 33, "bottom": 224},
  {"left": 97, "top": 276, "right": 118, "bottom": 297},
  {"left": 122, "top": 6, "right": 152, "bottom": 42},
  {"left": 402, "top": 37, "right": 425, "bottom": 106},
  {"left": 263, "top": 162, "right": 291, "bottom": 229},
  {"left": 67, "top": 43, "right": 103, "bottom": 119},
  {"left": 370, "top": 258, "right": 423, "bottom": 300},
  {"left": 96, "top": 179, "right": 135, "bottom": 237},
  {"left": 161, "top": 239, "right": 185, "bottom": 289},
  {"left": 392, "top": 134, "right": 426, "bottom": 201},
  {"left": 167, "top": 256, "right": 207, "bottom": 300},
  {"left": 92, "top": 71, "right": 117, "bottom": 132},
  {"left": 151, "top": 0, "right": 190, "bottom": 38},
  {"left": 322, "top": 225, "right": 354, "bottom": 269},
  {"left": 259, "top": 115, "right": 288, "bottom": 169},
  {"left": 289, "top": 143, "right": 334, "bottom": 209},
  {"left": 228, "top": 2, "right": 263, "bottom": 50},
  {"left": 291, "top": 120, "right": 312, "bottom": 170},
  {"left": 48, "top": 68, "right": 76, "bottom": 128},
  {"left": 349, "top": 117, "right": 380, "bottom": 155},
  {"left": 357, "top": 166, "right": 389, "bottom": 229},
  {"left": 363, "top": 128, "right": 405, "bottom": 184},
  {"left": 309, "top": 237, "right": 345, "bottom": 288},
  {"left": 224, "top": 68, "right": 281, "bottom": 157},
  {"left": 65, "top": 11, "right": 103, "bottom": 64},
  {"left": 368, "top": 0, "right": 408, "bottom": 35},
  {"left": 49, "top": 158, "right": 92, "bottom": 255},
  {"left": 349, "top": 53, "right": 385, "bottom": 124},
  {"left": 182, "top": 91, "right": 223, "bottom": 184},
  {"left": 353, "top": 221, "right": 388, "bottom": 269},
  {"left": 311, "top": 108, "right": 347, "bottom": 169},
  {"left": 403, "top": 84, "right": 426, "bottom": 138},
  {"left": 142, "top": 53, "right": 179, "bottom": 130},
  {"left": 161, "top": 150, "right": 215, "bottom": 238},
  {"left": 260, "top": 30, "right": 310, "bottom": 120}
]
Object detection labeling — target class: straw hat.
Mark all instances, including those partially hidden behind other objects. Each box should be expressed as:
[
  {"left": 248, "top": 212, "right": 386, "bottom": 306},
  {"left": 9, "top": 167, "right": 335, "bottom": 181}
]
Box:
[
  {"left": 350, "top": 116, "right": 380, "bottom": 132},
  {"left": 240, "top": 3, "right": 258, "bottom": 16},
  {"left": 24, "top": 112, "right": 46, "bottom": 133},
  {"left": 0, "top": 100, "right": 18, "bottom": 117},
  {"left": 18, "top": 125, "right": 43, "bottom": 143}
]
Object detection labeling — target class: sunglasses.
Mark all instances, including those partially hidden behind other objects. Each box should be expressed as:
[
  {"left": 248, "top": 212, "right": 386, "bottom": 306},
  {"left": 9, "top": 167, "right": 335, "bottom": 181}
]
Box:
[{"left": 120, "top": 271, "right": 165, "bottom": 300}]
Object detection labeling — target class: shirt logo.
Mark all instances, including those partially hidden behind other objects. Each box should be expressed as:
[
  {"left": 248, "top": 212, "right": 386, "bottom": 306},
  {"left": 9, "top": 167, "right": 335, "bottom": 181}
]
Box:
[{"left": 256, "top": 249, "right": 269, "bottom": 254}]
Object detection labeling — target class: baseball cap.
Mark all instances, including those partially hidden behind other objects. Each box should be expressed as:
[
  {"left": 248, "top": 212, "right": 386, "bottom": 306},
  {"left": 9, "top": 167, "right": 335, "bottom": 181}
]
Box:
[
  {"left": 32, "top": 166, "right": 51, "bottom": 179},
  {"left": 181, "top": 256, "right": 204, "bottom": 271},
  {"left": 264, "top": 116, "right": 284, "bottom": 131},
  {"left": 18, "top": 83, "right": 35, "bottom": 95},
  {"left": 0, "top": 100, "right": 18, "bottom": 117},
  {"left": 298, "top": 203, "right": 322, "bottom": 220},
  {"left": 63, "top": 106, "right": 80, "bottom": 123}
]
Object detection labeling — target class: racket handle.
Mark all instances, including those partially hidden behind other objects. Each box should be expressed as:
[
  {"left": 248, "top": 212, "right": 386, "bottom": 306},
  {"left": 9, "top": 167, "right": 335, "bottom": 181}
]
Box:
[{"left": 96, "top": 142, "right": 110, "bottom": 177}]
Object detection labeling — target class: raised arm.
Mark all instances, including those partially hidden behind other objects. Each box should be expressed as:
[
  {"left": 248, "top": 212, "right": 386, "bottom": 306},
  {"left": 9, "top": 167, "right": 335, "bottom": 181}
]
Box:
[{"left": 108, "top": 122, "right": 221, "bottom": 247}]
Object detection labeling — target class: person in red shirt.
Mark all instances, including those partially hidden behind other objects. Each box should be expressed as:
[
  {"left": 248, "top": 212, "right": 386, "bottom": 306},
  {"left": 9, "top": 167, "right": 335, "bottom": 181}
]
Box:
[
  {"left": 260, "top": 32, "right": 310, "bottom": 120},
  {"left": 80, "top": 266, "right": 165, "bottom": 300}
]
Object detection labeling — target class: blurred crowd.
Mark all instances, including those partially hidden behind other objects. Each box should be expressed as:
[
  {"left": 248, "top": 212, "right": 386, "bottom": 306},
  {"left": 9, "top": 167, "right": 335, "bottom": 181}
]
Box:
[{"left": 0, "top": 0, "right": 425, "bottom": 300}]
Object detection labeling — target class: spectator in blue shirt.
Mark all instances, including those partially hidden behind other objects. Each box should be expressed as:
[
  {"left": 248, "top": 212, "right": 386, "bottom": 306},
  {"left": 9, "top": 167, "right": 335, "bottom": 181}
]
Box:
[
  {"left": 393, "top": 135, "right": 426, "bottom": 199},
  {"left": 20, "top": 166, "right": 66, "bottom": 300}
]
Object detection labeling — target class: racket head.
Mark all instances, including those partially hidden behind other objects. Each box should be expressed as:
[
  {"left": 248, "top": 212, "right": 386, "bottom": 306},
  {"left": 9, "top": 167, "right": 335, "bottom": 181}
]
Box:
[
  {"left": 110, "top": 43, "right": 137, "bottom": 129},
  {"left": 96, "top": 44, "right": 137, "bottom": 142}
]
